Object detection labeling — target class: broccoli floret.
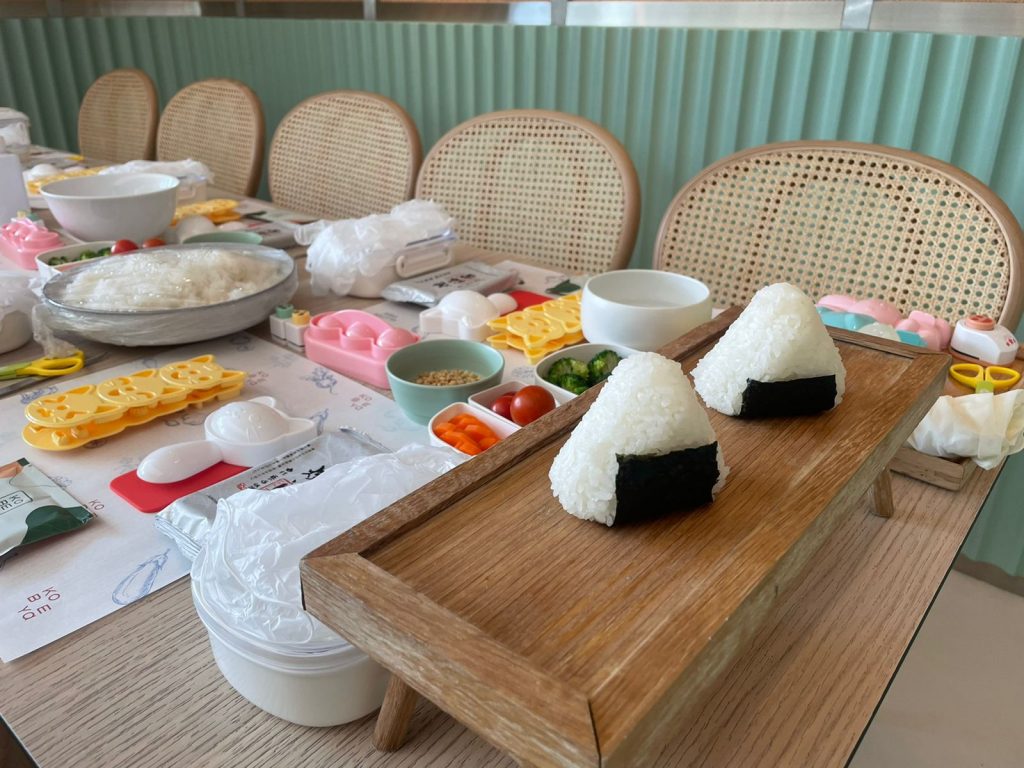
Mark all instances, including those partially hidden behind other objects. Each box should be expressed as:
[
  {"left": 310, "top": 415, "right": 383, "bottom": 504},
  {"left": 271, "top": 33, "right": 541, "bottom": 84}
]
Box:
[
  {"left": 555, "top": 373, "right": 590, "bottom": 395},
  {"left": 546, "top": 357, "right": 589, "bottom": 382},
  {"left": 588, "top": 350, "right": 622, "bottom": 383}
]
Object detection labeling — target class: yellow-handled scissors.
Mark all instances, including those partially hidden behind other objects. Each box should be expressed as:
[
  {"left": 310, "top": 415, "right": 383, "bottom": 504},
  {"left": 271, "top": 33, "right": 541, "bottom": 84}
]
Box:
[
  {"left": 0, "top": 351, "right": 84, "bottom": 380},
  {"left": 949, "top": 362, "right": 1021, "bottom": 393}
]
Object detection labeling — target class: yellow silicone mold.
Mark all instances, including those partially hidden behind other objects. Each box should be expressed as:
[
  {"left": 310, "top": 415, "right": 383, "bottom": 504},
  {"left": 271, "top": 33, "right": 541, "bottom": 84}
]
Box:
[
  {"left": 26, "top": 166, "right": 105, "bottom": 196},
  {"left": 172, "top": 199, "right": 241, "bottom": 225},
  {"left": 487, "top": 294, "right": 583, "bottom": 364},
  {"left": 23, "top": 355, "right": 245, "bottom": 451}
]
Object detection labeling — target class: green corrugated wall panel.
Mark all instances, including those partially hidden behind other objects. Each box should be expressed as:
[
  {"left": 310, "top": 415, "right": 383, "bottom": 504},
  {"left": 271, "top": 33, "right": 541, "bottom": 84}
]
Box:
[
  {"left": 1, "top": 17, "right": 1024, "bottom": 577},
  {"left": 5, "top": 19, "right": 1023, "bottom": 267}
]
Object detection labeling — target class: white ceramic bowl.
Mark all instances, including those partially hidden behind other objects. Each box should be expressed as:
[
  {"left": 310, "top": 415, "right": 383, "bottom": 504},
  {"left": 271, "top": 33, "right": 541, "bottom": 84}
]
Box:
[
  {"left": 192, "top": 580, "right": 387, "bottom": 727},
  {"left": 534, "top": 343, "right": 637, "bottom": 399},
  {"left": 581, "top": 270, "right": 712, "bottom": 351},
  {"left": 41, "top": 172, "right": 179, "bottom": 243}
]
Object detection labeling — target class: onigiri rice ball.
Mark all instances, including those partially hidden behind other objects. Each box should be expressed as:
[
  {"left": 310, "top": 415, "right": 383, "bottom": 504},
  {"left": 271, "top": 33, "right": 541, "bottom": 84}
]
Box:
[
  {"left": 549, "top": 352, "right": 727, "bottom": 526},
  {"left": 692, "top": 283, "right": 847, "bottom": 417}
]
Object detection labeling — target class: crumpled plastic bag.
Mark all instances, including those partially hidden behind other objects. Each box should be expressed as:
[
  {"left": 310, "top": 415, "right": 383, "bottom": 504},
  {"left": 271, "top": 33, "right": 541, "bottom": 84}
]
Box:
[
  {"left": 191, "top": 444, "right": 465, "bottom": 646},
  {"left": 99, "top": 159, "right": 211, "bottom": 203},
  {"left": 98, "top": 158, "right": 212, "bottom": 182},
  {"left": 0, "top": 270, "right": 36, "bottom": 322},
  {"left": 908, "top": 390, "right": 1024, "bottom": 469},
  {"left": 0, "top": 109, "right": 30, "bottom": 153},
  {"left": 0, "top": 271, "right": 37, "bottom": 353},
  {"left": 31, "top": 304, "right": 78, "bottom": 358},
  {"left": 294, "top": 199, "right": 454, "bottom": 297}
]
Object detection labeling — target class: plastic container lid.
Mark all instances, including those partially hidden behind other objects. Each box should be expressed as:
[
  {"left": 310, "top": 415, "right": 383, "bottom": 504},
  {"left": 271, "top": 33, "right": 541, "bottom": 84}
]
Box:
[{"left": 191, "top": 576, "right": 359, "bottom": 670}]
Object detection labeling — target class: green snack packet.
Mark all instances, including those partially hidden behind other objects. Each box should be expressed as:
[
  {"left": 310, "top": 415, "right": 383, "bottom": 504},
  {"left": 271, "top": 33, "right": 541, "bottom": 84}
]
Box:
[{"left": 0, "top": 459, "right": 93, "bottom": 557}]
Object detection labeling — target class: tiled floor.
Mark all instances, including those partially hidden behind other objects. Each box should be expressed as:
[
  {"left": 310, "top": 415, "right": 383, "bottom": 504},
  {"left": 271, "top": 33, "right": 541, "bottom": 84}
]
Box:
[{"left": 850, "top": 570, "right": 1024, "bottom": 768}]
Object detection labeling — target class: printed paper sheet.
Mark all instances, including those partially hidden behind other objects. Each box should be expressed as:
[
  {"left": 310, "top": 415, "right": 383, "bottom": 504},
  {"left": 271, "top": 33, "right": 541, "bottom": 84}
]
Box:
[{"left": 0, "top": 332, "right": 424, "bottom": 661}]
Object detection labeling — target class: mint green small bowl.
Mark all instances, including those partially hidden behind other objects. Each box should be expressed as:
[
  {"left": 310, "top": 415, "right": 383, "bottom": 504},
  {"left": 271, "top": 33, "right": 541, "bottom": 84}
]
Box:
[
  {"left": 184, "top": 231, "right": 262, "bottom": 245},
  {"left": 386, "top": 340, "right": 505, "bottom": 425}
]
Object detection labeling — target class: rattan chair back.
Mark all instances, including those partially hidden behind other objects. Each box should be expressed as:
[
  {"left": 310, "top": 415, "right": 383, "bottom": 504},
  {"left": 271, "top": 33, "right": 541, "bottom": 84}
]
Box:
[
  {"left": 269, "top": 90, "right": 421, "bottom": 220},
  {"left": 416, "top": 109, "right": 641, "bottom": 274},
  {"left": 654, "top": 140, "right": 1024, "bottom": 329},
  {"left": 157, "top": 78, "right": 265, "bottom": 197},
  {"left": 78, "top": 69, "right": 158, "bottom": 163}
]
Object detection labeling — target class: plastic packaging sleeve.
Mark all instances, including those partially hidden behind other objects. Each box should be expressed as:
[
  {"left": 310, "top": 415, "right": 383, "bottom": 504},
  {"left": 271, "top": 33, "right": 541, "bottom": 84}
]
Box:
[
  {"left": 381, "top": 261, "right": 519, "bottom": 306},
  {"left": 190, "top": 444, "right": 465, "bottom": 646},
  {"left": 155, "top": 429, "right": 387, "bottom": 561}
]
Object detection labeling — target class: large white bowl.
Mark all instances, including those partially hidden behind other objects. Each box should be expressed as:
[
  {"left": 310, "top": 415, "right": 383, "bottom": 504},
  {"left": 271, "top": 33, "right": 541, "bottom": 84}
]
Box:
[
  {"left": 41, "top": 172, "right": 179, "bottom": 242},
  {"left": 581, "top": 270, "right": 712, "bottom": 351},
  {"left": 41, "top": 243, "right": 298, "bottom": 346}
]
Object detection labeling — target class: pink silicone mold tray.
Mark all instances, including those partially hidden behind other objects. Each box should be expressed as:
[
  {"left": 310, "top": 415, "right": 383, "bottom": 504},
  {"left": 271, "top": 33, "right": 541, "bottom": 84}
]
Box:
[
  {"left": 305, "top": 309, "right": 419, "bottom": 389},
  {"left": 0, "top": 218, "right": 64, "bottom": 269}
]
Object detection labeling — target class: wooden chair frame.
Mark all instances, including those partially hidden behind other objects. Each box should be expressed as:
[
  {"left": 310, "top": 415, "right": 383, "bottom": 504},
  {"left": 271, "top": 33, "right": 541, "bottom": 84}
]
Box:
[
  {"left": 269, "top": 89, "right": 421, "bottom": 220},
  {"left": 416, "top": 109, "right": 641, "bottom": 274},
  {"left": 77, "top": 68, "right": 159, "bottom": 163},
  {"left": 157, "top": 77, "right": 265, "bottom": 197},
  {"left": 654, "top": 140, "right": 1024, "bottom": 330}
]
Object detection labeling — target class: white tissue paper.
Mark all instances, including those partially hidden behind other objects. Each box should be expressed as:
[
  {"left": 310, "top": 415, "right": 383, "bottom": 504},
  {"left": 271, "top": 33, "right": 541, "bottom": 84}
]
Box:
[
  {"left": 295, "top": 199, "right": 454, "bottom": 297},
  {"left": 190, "top": 444, "right": 465, "bottom": 646},
  {"left": 908, "top": 391, "right": 1024, "bottom": 469}
]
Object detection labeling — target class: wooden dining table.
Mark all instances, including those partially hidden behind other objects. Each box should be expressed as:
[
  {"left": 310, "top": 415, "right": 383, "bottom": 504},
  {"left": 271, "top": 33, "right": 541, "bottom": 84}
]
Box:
[{"left": 0, "top": 190, "right": 1008, "bottom": 768}]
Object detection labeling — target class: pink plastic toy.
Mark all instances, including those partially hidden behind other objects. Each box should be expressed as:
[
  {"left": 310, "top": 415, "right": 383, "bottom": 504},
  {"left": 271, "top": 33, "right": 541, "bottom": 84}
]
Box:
[
  {"left": 817, "top": 294, "right": 951, "bottom": 351},
  {"left": 0, "top": 218, "right": 64, "bottom": 269},
  {"left": 305, "top": 309, "right": 419, "bottom": 389},
  {"left": 897, "top": 310, "right": 953, "bottom": 351}
]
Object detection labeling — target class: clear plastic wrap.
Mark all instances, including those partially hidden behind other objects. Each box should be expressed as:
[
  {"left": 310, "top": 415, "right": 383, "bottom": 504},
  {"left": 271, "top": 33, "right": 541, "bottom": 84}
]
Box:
[
  {"left": 294, "top": 199, "right": 455, "bottom": 297},
  {"left": 36, "top": 244, "right": 297, "bottom": 346},
  {"left": 191, "top": 445, "right": 465, "bottom": 646},
  {"left": 0, "top": 109, "right": 31, "bottom": 160},
  {"left": 381, "top": 261, "right": 519, "bottom": 306},
  {"left": 98, "top": 159, "right": 211, "bottom": 204},
  {"left": 156, "top": 429, "right": 387, "bottom": 560}
]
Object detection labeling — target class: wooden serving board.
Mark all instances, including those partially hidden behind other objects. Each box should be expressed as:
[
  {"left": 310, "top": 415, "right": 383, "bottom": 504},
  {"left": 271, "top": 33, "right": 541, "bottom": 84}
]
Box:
[{"left": 301, "top": 309, "right": 949, "bottom": 768}]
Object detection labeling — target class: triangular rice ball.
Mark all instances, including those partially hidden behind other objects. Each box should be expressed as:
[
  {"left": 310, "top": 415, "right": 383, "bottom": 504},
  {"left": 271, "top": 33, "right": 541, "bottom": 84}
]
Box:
[
  {"left": 693, "top": 283, "right": 846, "bottom": 417},
  {"left": 550, "top": 352, "right": 727, "bottom": 526}
]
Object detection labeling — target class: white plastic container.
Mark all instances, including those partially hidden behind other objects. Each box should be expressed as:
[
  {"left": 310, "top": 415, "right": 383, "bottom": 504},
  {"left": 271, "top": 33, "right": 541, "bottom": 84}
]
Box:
[
  {"left": 192, "top": 579, "right": 388, "bottom": 727},
  {"left": 468, "top": 379, "right": 572, "bottom": 428},
  {"left": 428, "top": 401, "right": 519, "bottom": 455},
  {"left": 35, "top": 241, "right": 116, "bottom": 280},
  {"left": 348, "top": 236, "right": 454, "bottom": 298},
  {"left": 534, "top": 343, "right": 638, "bottom": 399}
]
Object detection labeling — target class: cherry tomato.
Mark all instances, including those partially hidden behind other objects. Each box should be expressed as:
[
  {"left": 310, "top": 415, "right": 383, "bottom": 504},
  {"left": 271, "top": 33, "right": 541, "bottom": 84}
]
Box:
[
  {"left": 142, "top": 237, "right": 166, "bottom": 248},
  {"left": 111, "top": 239, "right": 139, "bottom": 254},
  {"left": 510, "top": 386, "right": 556, "bottom": 426},
  {"left": 491, "top": 393, "right": 515, "bottom": 420}
]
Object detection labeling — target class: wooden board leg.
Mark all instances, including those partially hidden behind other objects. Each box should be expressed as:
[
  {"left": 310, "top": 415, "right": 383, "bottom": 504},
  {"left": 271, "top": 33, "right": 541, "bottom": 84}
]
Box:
[
  {"left": 373, "top": 675, "right": 420, "bottom": 752},
  {"left": 872, "top": 468, "right": 894, "bottom": 519}
]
